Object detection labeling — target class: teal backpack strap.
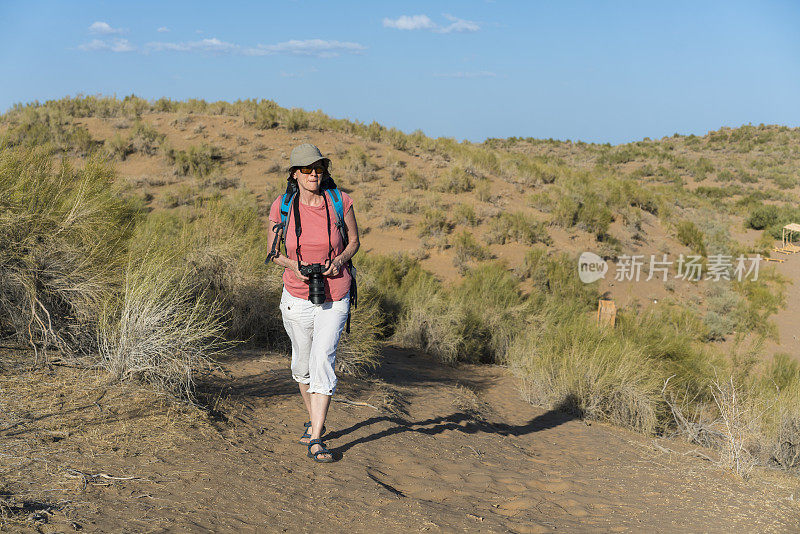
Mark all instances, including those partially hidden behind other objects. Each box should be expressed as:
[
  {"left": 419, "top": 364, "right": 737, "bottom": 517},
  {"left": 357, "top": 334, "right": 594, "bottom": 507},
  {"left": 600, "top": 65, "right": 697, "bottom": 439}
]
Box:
[
  {"left": 324, "top": 188, "right": 346, "bottom": 240},
  {"left": 324, "top": 188, "right": 356, "bottom": 333}
]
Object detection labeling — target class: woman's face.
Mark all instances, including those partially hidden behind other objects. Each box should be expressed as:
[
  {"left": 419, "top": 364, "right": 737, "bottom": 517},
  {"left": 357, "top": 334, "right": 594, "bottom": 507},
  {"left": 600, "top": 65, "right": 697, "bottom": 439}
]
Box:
[{"left": 293, "top": 160, "right": 326, "bottom": 193}]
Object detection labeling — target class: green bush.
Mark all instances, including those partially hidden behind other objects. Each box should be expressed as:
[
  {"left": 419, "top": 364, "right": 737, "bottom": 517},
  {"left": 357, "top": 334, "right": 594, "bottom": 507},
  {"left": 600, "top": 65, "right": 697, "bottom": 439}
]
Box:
[
  {"left": 746, "top": 205, "right": 780, "bottom": 230},
  {"left": 106, "top": 132, "right": 133, "bottom": 160},
  {"left": 676, "top": 220, "right": 707, "bottom": 256},
  {"left": 486, "top": 212, "right": 551, "bottom": 245},
  {"left": 453, "top": 203, "right": 478, "bottom": 226},
  {"left": 418, "top": 209, "right": 452, "bottom": 237},
  {"left": 452, "top": 230, "right": 491, "bottom": 273},
  {"left": 403, "top": 170, "right": 428, "bottom": 190},
  {"left": 0, "top": 148, "right": 139, "bottom": 356},
  {"left": 164, "top": 143, "right": 224, "bottom": 177},
  {"left": 435, "top": 167, "right": 474, "bottom": 193}
]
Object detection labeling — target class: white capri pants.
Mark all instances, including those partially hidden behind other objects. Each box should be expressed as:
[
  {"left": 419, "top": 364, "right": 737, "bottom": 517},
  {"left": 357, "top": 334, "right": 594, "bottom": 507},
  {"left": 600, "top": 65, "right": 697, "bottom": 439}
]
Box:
[{"left": 279, "top": 287, "right": 350, "bottom": 396}]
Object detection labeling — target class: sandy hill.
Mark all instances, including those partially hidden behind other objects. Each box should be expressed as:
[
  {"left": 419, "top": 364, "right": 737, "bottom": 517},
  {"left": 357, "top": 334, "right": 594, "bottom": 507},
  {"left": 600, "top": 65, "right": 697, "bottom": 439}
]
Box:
[{"left": 51, "top": 106, "right": 800, "bottom": 359}]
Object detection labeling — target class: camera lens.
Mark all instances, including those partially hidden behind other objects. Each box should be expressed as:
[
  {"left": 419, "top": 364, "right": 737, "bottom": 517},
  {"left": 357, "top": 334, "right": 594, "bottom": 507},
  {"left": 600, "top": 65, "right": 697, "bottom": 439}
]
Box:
[{"left": 308, "top": 272, "right": 326, "bottom": 304}]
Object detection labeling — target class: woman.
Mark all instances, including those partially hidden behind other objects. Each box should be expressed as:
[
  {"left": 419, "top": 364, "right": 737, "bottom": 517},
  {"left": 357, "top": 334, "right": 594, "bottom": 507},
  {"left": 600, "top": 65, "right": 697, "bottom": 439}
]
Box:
[{"left": 266, "top": 143, "right": 360, "bottom": 463}]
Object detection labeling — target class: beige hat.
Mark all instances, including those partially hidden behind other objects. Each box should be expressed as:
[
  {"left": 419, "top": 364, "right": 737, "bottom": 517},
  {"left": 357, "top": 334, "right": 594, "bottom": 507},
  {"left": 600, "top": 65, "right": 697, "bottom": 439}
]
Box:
[{"left": 288, "top": 143, "right": 330, "bottom": 170}]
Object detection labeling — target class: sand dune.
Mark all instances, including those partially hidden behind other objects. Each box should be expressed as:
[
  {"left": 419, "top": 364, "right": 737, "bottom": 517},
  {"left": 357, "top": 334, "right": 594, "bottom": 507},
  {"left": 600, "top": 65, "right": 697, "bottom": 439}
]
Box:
[{"left": 2, "top": 346, "right": 797, "bottom": 532}]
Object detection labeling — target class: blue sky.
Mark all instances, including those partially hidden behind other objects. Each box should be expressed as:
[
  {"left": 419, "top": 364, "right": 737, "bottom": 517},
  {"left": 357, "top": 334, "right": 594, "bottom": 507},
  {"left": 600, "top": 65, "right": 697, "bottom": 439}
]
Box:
[{"left": 1, "top": 1, "right": 799, "bottom": 144}]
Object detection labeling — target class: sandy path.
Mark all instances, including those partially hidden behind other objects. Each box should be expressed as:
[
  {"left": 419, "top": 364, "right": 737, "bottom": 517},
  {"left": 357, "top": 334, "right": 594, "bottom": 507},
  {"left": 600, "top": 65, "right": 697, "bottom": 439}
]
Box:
[
  {"left": 3, "top": 347, "right": 799, "bottom": 533},
  {"left": 765, "top": 252, "right": 800, "bottom": 359}
]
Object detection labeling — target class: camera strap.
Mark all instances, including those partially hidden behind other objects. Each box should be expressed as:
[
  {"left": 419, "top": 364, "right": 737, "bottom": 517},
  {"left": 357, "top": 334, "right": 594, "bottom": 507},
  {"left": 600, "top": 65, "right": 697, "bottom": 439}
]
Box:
[{"left": 291, "top": 192, "right": 334, "bottom": 271}]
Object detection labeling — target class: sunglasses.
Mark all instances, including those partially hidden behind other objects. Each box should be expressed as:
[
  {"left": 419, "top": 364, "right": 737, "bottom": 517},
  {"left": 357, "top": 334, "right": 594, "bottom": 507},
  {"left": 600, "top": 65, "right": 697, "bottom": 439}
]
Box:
[{"left": 297, "top": 165, "right": 326, "bottom": 175}]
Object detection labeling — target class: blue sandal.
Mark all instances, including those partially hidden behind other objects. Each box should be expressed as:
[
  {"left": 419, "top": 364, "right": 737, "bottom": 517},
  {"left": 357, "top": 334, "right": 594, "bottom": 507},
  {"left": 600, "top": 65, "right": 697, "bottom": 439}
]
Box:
[
  {"left": 299, "top": 421, "right": 326, "bottom": 444},
  {"left": 307, "top": 438, "right": 334, "bottom": 463}
]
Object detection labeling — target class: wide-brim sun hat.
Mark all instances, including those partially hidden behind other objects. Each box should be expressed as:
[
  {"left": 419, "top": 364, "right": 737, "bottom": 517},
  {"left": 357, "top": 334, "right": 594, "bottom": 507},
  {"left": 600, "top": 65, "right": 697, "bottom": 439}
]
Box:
[{"left": 287, "top": 143, "right": 330, "bottom": 171}]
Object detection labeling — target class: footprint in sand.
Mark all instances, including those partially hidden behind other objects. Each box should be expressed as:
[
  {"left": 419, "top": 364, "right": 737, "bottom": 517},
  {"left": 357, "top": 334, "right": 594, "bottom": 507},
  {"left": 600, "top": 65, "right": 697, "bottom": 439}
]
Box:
[
  {"left": 552, "top": 497, "right": 589, "bottom": 517},
  {"left": 504, "top": 520, "right": 555, "bottom": 534},
  {"left": 526, "top": 477, "right": 574, "bottom": 493}
]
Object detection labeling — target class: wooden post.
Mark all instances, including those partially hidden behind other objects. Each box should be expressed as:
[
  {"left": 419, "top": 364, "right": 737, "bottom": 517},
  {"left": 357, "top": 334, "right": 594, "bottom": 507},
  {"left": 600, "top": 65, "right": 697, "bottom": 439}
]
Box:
[{"left": 597, "top": 299, "right": 617, "bottom": 327}]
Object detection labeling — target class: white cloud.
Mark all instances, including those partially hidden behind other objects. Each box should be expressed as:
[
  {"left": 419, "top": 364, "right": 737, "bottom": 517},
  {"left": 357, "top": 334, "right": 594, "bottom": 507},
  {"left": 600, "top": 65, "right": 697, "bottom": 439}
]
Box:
[
  {"left": 382, "top": 15, "right": 435, "bottom": 31},
  {"left": 157, "top": 26, "right": 169, "bottom": 33},
  {"left": 383, "top": 14, "right": 479, "bottom": 33},
  {"left": 78, "top": 38, "right": 135, "bottom": 52},
  {"left": 434, "top": 71, "right": 496, "bottom": 78},
  {"left": 439, "top": 14, "right": 480, "bottom": 34},
  {"left": 146, "top": 37, "right": 238, "bottom": 53},
  {"left": 89, "top": 21, "right": 124, "bottom": 34},
  {"left": 145, "top": 37, "right": 365, "bottom": 58},
  {"left": 245, "top": 39, "right": 366, "bottom": 58}
]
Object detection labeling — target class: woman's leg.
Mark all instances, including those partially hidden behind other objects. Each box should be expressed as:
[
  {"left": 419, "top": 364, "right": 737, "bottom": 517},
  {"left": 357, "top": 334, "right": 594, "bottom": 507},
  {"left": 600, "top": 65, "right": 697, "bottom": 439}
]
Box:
[
  {"left": 280, "top": 289, "right": 315, "bottom": 435},
  {"left": 306, "top": 296, "right": 350, "bottom": 459}
]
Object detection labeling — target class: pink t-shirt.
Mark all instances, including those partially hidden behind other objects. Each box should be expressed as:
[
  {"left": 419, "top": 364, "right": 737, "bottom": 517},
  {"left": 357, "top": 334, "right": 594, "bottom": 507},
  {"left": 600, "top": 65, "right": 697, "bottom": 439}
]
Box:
[{"left": 269, "top": 191, "right": 354, "bottom": 301}]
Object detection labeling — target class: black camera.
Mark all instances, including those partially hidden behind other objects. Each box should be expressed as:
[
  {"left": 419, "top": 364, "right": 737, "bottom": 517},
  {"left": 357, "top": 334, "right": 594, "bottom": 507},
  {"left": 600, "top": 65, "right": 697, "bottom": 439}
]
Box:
[{"left": 299, "top": 263, "right": 326, "bottom": 304}]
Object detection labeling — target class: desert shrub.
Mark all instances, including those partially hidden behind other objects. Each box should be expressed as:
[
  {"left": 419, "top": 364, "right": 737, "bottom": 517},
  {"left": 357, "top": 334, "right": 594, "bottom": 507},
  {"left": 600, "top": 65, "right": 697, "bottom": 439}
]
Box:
[
  {"left": 342, "top": 146, "right": 378, "bottom": 182},
  {"left": 132, "top": 191, "right": 286, "bottom": 347},
  {"left": 475, "top": 182, "right": 492, "bottom": 201},
  {"left": 732, "top": 269, "right": 787, "bottom": 340},
  {"left": 676, "top": 220, "right": 707, "bottom": 256},
  {"left": 691, "top": 157, "right": 715, "bottom": 180},
  {"left": 453, "top": 203, "right": 478, "bottom": 226},
  {"left": 452, "top": 230, "right": 491, "bottom": 273},
  {"left": 510, "top": 302, "right": 719, "bottom": 434},
  {"left": 519, "top": 249, "right": 599, "bottom": 309},
  {"left": 393, "top": 262, "right": 526, "bottom": 363},
  {"left": 0, "top": 149, "right": 139, "bottom": 357},
  {"left": 2, "top": 107, "right": 96, "bottom": 155},
  {"left": 403, "top": 170, "right": 428, "bottom": 190},
  {"left": 702, "top": 283, "right": 743, "bottom": 341},
  {"left": 130, "top": 120, "right": 164, "bottom": 155},
  {"left": 106, "top": 132, "right": 133, "bottom": 160},
  {"left": 97, "top": 248, "right": 227, "bottom": 398},
  {"left": 485, "top": 212, "right": 551, "bottom": 245},
  {"left": 336, "top": 292, "right": 383, "bottom": 376},
  {"left": 435, "top": 167, "right": 474, "bottom": 193},
  {"left": 380, "top": 216, "right": 404, "bottom": 228},
  {"left": 746, "top": 205, "right": 780, "bottom": 230},
  {"left": 284, "top": 108, "right": 309, "bottom": 132},
  {"left": 552, "top": 194, "right": 613, "bottom": 238},
  {"left": 418, "top": 209, "right": 452, "bottom": 237},
  {"left": 164, "top": 143, "right": 224, "bottom": 177},
  {"left": 392, "top": 198, "right": 419, "bottom": 214},
  {"left": 510, "top": 310, "right": 663, "bottom": 433}
]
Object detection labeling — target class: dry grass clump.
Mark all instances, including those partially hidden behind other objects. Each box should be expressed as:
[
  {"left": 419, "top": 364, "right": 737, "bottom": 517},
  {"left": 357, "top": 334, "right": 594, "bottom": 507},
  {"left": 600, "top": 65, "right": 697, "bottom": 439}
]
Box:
[
  {"left": 0, "top": 148, "right": 137, "bottom": 358},
  {"left": 403, "top": 169, "right": 428, "bottom": 190},
  {"left": 485, "top": 212, "right": 551, "bottom": 245},
  {"left": 511, "top": 310, "right": 662, "bottom": 433},
  {"left": 341, "top": 146, "right": 379, "bottom": 183},
  {"left": 163, "top": 143, "right": 224, "bottom": 177},
  {"left": 336, "top": 292, "right": 383, "bottom": 376},
  {"left": 452, "top": 230, "right": 492, "bottom": 274},
  {"left": 417, "top": 209, "right": 452, "bottom": 238},
  {"left": 0, "top": 147, "right": 271, "bottom": 399},
  {"left": 132, "top": 190, "right": 286, "bottom": 348},
  {"left": 97, "top": 250, "right": 227, "bottom": 398},
  {"left": 1, "top": 106, "right": 96, "bottom": 155},
  {"left": 371, "top": 259, "right": 526, "bottom": 364},
  {"left": 435, "top": 167, "right": 475, "bottom": 193}
]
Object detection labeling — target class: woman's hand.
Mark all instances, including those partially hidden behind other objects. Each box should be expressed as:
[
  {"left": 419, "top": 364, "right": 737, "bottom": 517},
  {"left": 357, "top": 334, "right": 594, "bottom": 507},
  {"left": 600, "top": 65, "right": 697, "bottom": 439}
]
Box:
[
  {"left": 322, "top": 257, "right": 344, "bottom": 277},
  {"left": 289, "top": 260, "right": 310, "bottom": 282}
]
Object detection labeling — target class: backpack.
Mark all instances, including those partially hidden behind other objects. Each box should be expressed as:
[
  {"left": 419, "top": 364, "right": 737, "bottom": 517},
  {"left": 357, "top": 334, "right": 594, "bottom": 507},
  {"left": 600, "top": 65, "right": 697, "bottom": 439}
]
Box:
[{"left": 265, "top": 177, "right": 357, "bottom": 332}]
